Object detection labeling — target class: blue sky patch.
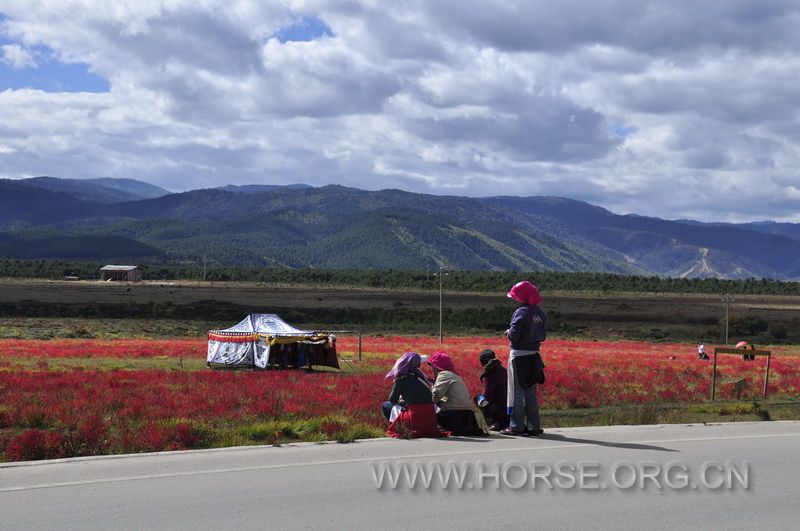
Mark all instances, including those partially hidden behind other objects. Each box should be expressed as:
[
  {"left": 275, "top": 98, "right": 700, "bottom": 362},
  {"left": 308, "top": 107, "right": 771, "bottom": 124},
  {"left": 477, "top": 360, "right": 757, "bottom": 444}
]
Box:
[
  {"left": 608, "top": 121, "right": 638, "bottom": 138},
  {"left": 275, "top": 16, "right": 333, "bottom": 43},
  {"left": 0, "top": 13, "right": 109, "bottom": 92},
  {"left": 0, "top": 56, "right": 110, "bottom": 93}
]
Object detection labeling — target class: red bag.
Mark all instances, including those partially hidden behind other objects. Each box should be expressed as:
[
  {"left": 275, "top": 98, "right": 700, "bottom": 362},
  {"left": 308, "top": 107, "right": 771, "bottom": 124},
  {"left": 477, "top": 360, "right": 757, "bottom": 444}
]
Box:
[{"left": 387, "top": 404, "right": 449, "bottom": 439}]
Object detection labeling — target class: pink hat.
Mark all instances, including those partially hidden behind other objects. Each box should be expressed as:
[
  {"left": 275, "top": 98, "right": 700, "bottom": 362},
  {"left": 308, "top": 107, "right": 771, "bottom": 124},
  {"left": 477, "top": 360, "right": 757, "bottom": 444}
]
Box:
[
  {"left": 507, "top": 281, "right": 542, "bottom": 305},
  {"left": 426, "top": 351, "right": 455, "bottom": 372}
]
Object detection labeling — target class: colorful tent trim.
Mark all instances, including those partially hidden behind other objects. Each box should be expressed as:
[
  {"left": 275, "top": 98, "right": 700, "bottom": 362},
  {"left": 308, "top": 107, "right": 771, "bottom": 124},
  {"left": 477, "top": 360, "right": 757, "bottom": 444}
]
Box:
[
  {"left": 207, "top": 314, "right": 339, "bottom": 370},
  {"left": 207, "top": 332, "right": 259, "bottom": 343}
]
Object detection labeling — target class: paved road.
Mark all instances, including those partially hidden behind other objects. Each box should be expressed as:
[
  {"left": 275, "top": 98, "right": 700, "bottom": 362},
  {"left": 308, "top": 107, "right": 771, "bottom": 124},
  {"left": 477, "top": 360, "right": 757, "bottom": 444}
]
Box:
[{"left": 2, "top": 422, "right": 799, "bottom": 530}]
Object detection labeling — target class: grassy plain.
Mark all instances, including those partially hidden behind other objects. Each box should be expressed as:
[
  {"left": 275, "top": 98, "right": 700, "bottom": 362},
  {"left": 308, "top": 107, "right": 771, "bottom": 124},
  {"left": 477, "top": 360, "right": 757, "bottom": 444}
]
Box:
[{"left": 2, "top": 278, "right": 800, "bottom": 342}]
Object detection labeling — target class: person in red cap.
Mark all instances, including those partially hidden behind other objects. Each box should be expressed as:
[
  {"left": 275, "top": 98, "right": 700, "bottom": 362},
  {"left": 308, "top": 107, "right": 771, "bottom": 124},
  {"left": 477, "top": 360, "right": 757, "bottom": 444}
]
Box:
[
  {"left": 427, "top": 351, "right": 484, "bottom": 436},
  {"left": 503, "top": 280, "right": 547, "bottom": 436}
]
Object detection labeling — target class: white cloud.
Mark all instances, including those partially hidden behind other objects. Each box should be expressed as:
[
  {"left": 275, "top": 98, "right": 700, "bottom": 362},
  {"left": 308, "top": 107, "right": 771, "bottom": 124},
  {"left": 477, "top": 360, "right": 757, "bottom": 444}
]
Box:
[
  {"left": 0, "top": 0, "right": 799, "bottom": 221},
  {"left": 0, "top": 43, "right": 36, "bottom": 69}
]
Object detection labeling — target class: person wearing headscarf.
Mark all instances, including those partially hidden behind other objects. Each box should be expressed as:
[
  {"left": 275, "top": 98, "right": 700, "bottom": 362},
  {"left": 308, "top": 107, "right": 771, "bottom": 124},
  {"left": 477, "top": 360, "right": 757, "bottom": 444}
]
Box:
[
  {"left": 475, "top": 349, "right": 509, "bottom": 430},
  {"left": 382, "top": 352, "right": 433, "bottom": 421},
  {"left": 503, "top": 280, "right": 547, "bottom": 436},
  {"left": 427, "top": 351, "right": 484, "bottom": 436},
  {"left": 382, "top": 352, "right": 445, "bottom": 439}
]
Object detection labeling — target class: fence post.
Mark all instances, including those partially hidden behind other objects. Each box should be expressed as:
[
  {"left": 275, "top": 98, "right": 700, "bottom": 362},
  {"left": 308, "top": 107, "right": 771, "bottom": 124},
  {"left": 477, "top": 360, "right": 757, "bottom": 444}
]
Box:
[
  {"left": 711, "top": 351, "right": 717, "bottom": 401},
  {"left": 711, "top": 347, "right": 772, "bottom": 401}
]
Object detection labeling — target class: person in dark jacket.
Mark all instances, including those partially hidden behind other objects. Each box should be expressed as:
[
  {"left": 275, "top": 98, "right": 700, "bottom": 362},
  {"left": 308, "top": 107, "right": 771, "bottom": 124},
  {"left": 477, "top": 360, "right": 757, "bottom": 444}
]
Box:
[
  {"left": 382, "top": 352, "right": 433, "bottom": 421},
  {"left": 475, "top": 349, "right": 509, "bottom": 430},
  {"left": 503, "top": 280, "right": 547, "bottom": 436}
]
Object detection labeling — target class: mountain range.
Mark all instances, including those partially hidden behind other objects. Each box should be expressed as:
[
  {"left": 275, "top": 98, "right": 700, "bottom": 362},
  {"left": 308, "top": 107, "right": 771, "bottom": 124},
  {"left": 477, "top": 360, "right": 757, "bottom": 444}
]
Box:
[{"left": 1, "top": 177, "right": 798, "bottom": 279}]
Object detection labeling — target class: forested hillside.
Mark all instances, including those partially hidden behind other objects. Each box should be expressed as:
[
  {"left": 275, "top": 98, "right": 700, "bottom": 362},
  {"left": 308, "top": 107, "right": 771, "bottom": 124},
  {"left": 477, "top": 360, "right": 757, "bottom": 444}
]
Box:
[{"left": 1, "top": 178, "right": 799, "bottom": 279}]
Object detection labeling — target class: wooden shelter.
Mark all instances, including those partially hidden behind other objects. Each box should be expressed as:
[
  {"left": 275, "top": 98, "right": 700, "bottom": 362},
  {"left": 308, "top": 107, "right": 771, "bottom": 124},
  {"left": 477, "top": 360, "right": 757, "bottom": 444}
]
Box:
[{"left": 100, "top": 265, "right": 142, "bottom": 282}]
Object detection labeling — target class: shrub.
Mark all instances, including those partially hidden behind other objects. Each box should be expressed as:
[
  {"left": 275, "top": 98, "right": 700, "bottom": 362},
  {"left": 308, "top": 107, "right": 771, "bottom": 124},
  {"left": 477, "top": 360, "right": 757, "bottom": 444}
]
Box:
[
  {"left": 769, "top": 324, "right": 788, "bottom": 340},
  {"left": 139, "top": 423, "right": 166, "bottom": 452},
  {"left": 173, "top": 423, "right": 200, "bottom": 448},
  {"left": 730, "top": 315, "right": 768, "bottom": 335},
  {"left": 64, "top": 414, "right": 108, "bottom": 456},
  {"left": 5, "top": 429, "right": 66, "bottom": 461}
]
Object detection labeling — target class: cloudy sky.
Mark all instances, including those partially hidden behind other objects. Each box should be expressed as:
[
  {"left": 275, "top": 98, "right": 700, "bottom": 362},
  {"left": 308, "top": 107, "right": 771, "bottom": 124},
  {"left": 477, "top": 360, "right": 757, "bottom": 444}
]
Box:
[{"left": 1, "top": 0, "right": 799, "bottom": 222}]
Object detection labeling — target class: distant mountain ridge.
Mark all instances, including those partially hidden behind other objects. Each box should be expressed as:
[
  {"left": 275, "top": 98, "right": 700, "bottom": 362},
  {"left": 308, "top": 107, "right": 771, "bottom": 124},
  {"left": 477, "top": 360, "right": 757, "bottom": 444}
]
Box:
[
  {"left": 485, "top": 196, "right": 800, "bottom": 279},
  {"left": 217, "top": 184, "right": 313, "bottom": 193},
  {"left": 17, "top": 176, "right": 170, "bottom": 203},
  {"left": 0, "top": 177, "right": 798, "bottom": 279}
]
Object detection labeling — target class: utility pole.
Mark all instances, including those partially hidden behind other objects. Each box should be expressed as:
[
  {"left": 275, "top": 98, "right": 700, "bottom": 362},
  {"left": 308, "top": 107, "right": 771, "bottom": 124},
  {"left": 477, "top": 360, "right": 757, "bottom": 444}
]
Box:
[
  {"left": 435, "top": 267, "right": 448, "bottom": 343},
  {"left": 722, "top": 293, "right": 735, "bottom": 345},
  {"left": 202, "top": 254, "right": 207, "bottom": 282}
]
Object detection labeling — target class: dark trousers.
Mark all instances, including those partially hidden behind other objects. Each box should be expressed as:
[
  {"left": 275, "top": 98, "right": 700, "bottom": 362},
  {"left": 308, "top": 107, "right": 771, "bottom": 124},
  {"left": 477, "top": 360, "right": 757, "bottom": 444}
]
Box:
[
  {"left": 436, "top": 409, "right": 483, "bottom": 436},
  {"left": 381, "top": 401, "right": 394, "bottom": 421},
  {"left": 475, "top": 402, "right": 509, "bottom": 430}
]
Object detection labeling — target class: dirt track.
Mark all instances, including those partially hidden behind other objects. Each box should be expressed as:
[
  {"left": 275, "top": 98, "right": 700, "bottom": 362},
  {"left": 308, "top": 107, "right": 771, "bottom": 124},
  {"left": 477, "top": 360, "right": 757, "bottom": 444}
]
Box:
[
  {"left": 2, "top": 279, "right": 799, "bottom": 319},
  {"left": 0, "top": 279, "right": 492, "bottom": 310}
]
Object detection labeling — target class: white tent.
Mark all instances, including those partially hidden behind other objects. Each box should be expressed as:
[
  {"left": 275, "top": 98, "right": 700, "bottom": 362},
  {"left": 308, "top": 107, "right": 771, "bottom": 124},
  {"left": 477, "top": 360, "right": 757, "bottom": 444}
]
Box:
[{"left": 207, "top": 314, "right": 339, "bottom": 370}]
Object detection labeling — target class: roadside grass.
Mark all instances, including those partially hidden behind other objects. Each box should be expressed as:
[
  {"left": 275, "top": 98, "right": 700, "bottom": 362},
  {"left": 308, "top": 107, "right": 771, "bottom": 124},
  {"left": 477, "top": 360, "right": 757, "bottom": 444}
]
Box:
[
  {"left": 224, "top": 401, "right": 800, "bottom": 442},
  {"left": 541, "top": 400, "right": 800, "bottom": 428},
  {"left": 0, "top": 416, "right": 387, "bottom": 463},
  {"left": 234, "top": 415, "right": 383, "bottom": 444},
  {"left": 3, "top": 401, "right": 796, "bottom": 463}
]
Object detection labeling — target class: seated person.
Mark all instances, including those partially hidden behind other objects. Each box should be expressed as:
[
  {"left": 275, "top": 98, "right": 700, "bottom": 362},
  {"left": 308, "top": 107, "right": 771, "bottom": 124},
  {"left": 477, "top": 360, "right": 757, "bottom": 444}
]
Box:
[
  {"left": 476, "top": 349, "right": 509, "bottom": 430},
  {"left": 427, "top": 351, "right": 484, "bottom": 436},
  {"left": 382, "top": 352, "right": 444, "bottom": 439},
  {"left": 697, "top": 342, "right": 709, "bottom": 360},
  {"left": 382, "top": 351, "right": 433, "bottom": 421}
]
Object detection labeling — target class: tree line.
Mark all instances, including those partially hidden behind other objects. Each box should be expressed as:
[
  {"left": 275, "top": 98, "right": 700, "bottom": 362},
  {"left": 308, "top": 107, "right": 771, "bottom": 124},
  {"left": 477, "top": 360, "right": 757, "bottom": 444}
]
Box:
[{"left": 1, "top": 259, "right": 800, "bottom": 295}]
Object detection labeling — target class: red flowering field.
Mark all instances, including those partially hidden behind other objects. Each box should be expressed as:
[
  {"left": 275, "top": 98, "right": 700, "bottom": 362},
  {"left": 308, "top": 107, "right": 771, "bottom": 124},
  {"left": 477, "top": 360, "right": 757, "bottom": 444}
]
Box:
[{"left": 1, "top": 336, "right": 799, "bottom": 461}]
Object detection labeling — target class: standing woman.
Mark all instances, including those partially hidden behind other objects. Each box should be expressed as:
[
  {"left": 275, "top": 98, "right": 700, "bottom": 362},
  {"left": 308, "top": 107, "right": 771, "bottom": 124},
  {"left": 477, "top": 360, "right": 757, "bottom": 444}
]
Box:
[{"left": 503, "top": 281, "right": 547, "bottom": 436}]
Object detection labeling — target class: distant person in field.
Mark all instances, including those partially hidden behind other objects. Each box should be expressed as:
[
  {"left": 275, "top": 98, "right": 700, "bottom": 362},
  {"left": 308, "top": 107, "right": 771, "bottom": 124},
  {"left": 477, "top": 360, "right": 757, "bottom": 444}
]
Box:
[
  {"left": 697, "top": 342, "right": 708, "bottom": 360},
  {"left": 503, "top": 280, "right": 547, "bottom": 436},
  {"left": 742, "top": 343, "right": 756, "bottom": 362},
  {"left": 427, "top": 351, "right": 484, "bottom": 436},
  {"left": 475, "top": 349, "right": 509, "bottom": 431}
]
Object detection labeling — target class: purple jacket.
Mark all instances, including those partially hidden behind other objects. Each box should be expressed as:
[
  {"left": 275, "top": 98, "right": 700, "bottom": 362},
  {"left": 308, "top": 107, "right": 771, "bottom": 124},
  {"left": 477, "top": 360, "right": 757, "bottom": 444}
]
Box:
[{"left": 507, "top": 304, "right": 547, "bottom": 351}]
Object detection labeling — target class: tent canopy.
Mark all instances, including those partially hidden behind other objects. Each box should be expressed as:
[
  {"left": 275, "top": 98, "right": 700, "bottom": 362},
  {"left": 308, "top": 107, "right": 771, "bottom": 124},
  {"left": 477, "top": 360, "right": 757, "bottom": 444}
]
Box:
[
  {"left": 210, "top": 313, "right": 314, "bottom": 336},
  {"left": 207, "top": 314, "right": 339, "bottom": 370}
]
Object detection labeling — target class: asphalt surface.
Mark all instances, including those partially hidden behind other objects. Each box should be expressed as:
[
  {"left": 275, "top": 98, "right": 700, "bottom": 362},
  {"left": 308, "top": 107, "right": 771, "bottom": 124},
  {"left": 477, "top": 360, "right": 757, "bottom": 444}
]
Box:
[{"left": 1, "top": 422, "right": 799, "bottom": 530}]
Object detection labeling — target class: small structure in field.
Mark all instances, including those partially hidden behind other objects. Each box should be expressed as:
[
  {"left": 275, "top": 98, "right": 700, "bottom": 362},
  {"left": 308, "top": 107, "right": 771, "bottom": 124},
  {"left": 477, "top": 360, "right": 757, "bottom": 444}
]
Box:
[
  {"left": 207, "top": 314, "right": 339, "bottom": 370},
  {"left": 100, "top": 265, "right": 142, "bottom": 282}
]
